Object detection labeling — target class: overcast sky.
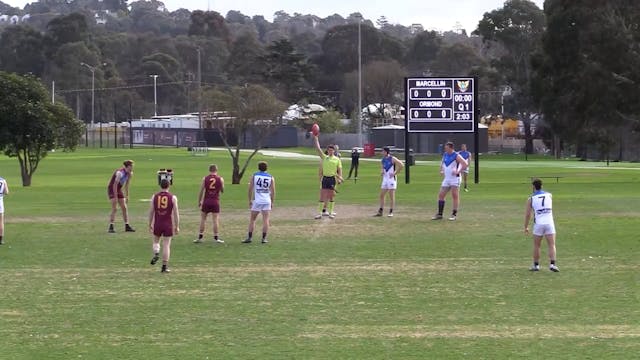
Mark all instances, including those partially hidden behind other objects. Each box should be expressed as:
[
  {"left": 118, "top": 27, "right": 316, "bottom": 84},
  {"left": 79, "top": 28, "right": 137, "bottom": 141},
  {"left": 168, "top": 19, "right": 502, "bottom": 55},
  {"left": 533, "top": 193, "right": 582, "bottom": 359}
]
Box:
[{"left": 4, "top": 0, "right": 545, "bottom": 33}]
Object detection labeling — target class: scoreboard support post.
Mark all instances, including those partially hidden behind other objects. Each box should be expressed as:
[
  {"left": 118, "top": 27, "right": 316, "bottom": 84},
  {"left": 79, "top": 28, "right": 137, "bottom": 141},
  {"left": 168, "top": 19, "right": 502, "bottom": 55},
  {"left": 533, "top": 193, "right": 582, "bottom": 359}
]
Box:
[
  {"left": 404, "top": 79, "right": 411, "bottom": 184},
  {"left": 474, "top": 87, "right": 479, "bottom": 184},
  {"left": 404, "top": 124, "right": 411, "bottom": 183}
]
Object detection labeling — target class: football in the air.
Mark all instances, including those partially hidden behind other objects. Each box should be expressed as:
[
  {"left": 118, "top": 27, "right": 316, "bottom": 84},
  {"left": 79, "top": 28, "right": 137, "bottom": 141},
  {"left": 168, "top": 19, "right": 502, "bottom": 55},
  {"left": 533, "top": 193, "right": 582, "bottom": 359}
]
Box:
[{"left": 311, "top": 123, "right": 320, "bottom": 136}]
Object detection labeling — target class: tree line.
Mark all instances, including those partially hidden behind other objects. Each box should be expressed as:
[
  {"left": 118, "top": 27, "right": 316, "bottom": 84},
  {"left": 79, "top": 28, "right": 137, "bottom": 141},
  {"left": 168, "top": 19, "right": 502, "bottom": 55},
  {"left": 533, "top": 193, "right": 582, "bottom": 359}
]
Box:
[
  {"left": 0, "top": 0, "right": 505, "bottom": 124},
  {"left": 2, "top": 0, "right": 640, "bottom": 187}
]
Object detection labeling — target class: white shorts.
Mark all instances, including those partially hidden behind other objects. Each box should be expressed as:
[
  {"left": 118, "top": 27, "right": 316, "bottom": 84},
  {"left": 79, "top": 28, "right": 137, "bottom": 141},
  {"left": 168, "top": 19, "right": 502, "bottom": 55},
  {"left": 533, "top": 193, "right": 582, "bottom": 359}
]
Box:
[
  {"left": 441, "top": 177, "right": 461, "bottom": 188},
  {"left": 0, "top": 198, "right": 4, "bottom": 214},
  {"left": 381, "top": 176, "right": 397, "bottom": 190},
  {"left": 251, "top": 202, "right": 271, "bottom": 212},
  {"left": 533, "top": 223, "right": 556, "bottom": 236}
]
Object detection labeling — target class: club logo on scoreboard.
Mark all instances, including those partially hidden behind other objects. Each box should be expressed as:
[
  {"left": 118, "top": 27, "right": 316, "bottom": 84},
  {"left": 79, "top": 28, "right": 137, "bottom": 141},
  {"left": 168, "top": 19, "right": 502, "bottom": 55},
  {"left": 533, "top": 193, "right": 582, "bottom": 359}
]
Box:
[{"left": 456, "top": 80, "right": 470, "bottom": 93}]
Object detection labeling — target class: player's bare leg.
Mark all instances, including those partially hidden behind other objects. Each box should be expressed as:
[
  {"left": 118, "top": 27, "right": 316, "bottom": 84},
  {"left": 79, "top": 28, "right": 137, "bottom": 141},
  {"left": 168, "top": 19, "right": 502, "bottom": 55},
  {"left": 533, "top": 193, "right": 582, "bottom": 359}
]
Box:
[
  {"left": 118, "top": 197, "right": 128, "bottom": 223},
  {"left": 243, "top": 211, "right": 260, "bottom": 243},
  {"left": 108, "top": 198, "right": 118, "bottom": 232},
  {"left": 150, "top": 236, "right": 161, "bottom": 265},
  {"left": 248, "top": 211, "right": 259, "bottom": 233},
  {"left": 109, "top": 199, "right": 117, "bottom": 222},
  {"left": 0, "top": 213, "right": 4, "bottom": 244},
  {"left": 463, "top": 173, "right": 469, "bottom": 191},
  {"left": 161, "top": 237, "right": 171, "bottom": 273},
  {"left": 195, "top": 212, "right": 207, "bottom": 243},
  {"left": 388, "top": 190, "right": 395, "bottom": 217},
  {"left": 316, "top": 189, "right": 330, "bottom": 219},
  {"left": 318, "top": 172, "right": 326, "bottom": 216},
  {"left": 546, "top": 234, "right": 559, "bottom": 272},
  {"left": 449, "top": 187, "right": 460, "bottom": 220},
  {"left": 376, "top": 189, "right": 388, "bottom": 216},
  {"left": 438, "top": 187, "right": 449, "bottom": 201},
  {"left": 212, "top": 213, "right": 223, "bottom": 243},
  {"left": 119, "top": 198, "right": 134, "bottom": 232},
  {"left": 530, "top": 236, "right": 543, "bottom": 271},
  {"left": 330, "top": 186, "right": 338, "bottom": 216},
  {"left": 261, "top": 211, "right": 270, "bottom": 243},
  {"left": 315, "top": 189, "right": 327, "bottom": 219}
]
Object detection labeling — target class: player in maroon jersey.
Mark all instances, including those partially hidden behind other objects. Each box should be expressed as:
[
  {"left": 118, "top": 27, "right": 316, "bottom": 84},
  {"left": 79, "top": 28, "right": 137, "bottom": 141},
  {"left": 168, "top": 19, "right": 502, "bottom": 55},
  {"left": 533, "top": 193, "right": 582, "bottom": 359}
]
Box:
[
  {"left": 148, "top": 179, "right": 180, "bottom": 273},
  {"left": 107, "top": 160, "right": 135, "bottom": 233},
  {"left": 195, "top": 164, "right": 225, "bottom": 244}
]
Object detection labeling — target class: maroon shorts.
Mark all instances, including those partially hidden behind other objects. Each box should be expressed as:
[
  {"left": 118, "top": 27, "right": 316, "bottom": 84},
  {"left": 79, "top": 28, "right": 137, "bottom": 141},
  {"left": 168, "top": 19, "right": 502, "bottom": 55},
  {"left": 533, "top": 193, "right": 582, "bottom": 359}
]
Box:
[
  {"left": 108, "top": 189, "right": 125, "bottom": 199},
  {"left": 201, "top": 200, "right": 220, "bottom": 214},
  {"left": 153, "top": 222, "right": 174, "bottom": 237}
]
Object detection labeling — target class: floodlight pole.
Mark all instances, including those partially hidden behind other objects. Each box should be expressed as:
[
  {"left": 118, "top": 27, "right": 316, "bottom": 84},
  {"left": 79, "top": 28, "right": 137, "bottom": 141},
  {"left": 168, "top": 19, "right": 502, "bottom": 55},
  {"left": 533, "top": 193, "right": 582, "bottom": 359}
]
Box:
[
  {"left": 80, "top": 62, "right": 96, "bottom": 127},
  {"left": 357, "top": 18, "right": 363, "bottom": 147},
  {"left": 150, "top": 74, "right": 158, "bottom": 116},
  {"left": 197, "top": 47, "right": 203, "bottom": 141}
]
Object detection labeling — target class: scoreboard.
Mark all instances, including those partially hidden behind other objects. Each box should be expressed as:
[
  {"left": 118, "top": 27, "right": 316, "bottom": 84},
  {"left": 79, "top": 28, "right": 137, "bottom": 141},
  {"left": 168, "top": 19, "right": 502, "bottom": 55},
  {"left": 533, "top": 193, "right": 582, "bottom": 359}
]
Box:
[{"left": 405, "top": 77, "right": 476, "bottom": 133}]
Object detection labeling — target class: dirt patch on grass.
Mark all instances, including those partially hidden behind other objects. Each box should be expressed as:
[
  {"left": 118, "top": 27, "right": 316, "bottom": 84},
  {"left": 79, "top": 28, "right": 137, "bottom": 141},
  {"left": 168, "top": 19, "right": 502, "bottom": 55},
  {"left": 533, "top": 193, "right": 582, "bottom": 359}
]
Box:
[
  {"left": 3, "top": 204, "right": 479, "bottom": 228},
  {"left": 4, "top": 259, "right": 638, "bottom": 279},
  {"left": 180, "top": 260, "right": 555, "bottom": 275},
  {"left": 7, "top": 216, "right": 105, "bottom": 224},
  {"left": 595, "top": 211, "right": 640, "bottom": 218},
  {"left": 300, "top": 324, "right": 640, "bottom": 339},
  {"left": 181, "top": 204, "right": 379, "bottom": 223}
]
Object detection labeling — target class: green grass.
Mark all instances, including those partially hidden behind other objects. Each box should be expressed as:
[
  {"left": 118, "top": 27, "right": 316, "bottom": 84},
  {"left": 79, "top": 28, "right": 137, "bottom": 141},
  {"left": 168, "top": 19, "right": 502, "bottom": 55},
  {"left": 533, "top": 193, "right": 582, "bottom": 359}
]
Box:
[{"left": 0, "top": 148, "right": 639, "bottom": 359}]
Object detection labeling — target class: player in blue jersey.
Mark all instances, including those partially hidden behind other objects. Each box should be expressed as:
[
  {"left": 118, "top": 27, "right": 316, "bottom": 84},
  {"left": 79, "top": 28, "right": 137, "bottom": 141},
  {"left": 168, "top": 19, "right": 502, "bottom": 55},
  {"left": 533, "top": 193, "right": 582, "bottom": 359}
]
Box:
[
  {"left": 243, "top": 161, "right": 276, "bottom": 244},
  {"left": 432, "top": 142, "right": 468, "bottom": 221},
  {"left": 374, "top": 147, "right": 404, "bottom": 217},
  {"left": 458, "top": 144, "right": 472, "bottom": 192},
  {"left": 524, "top": 178, "right": 559, "bottom": 272}
]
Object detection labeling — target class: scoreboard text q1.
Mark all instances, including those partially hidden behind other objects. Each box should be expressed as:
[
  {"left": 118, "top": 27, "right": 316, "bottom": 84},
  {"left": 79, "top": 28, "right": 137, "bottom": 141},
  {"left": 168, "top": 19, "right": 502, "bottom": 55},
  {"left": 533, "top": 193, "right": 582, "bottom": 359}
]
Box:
[{"left": 405, "top": 77, "right": 476, "bottom": 133}]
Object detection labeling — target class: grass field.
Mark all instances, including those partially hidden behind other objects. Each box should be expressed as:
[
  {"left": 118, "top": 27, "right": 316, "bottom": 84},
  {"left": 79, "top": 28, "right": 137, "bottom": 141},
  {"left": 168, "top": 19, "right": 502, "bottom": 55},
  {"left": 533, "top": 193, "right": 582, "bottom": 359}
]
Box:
[{"left": 0, "top": 147, "right": 638, "bottom": 359}]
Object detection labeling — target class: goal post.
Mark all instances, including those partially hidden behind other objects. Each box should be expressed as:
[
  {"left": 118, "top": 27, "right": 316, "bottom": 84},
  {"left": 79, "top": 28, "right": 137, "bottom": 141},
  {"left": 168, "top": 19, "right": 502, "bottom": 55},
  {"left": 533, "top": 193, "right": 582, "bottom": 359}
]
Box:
[{"left": 190, "top": 141, "right": 208, "bottom": 156}]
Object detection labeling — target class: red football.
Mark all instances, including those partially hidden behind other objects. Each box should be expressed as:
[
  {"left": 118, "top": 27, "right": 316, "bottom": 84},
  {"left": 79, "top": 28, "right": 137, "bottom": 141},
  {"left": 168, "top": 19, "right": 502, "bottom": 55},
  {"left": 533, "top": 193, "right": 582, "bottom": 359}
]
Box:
[{"left": 311, "top": 123, "right": 320, "bottom": 136}]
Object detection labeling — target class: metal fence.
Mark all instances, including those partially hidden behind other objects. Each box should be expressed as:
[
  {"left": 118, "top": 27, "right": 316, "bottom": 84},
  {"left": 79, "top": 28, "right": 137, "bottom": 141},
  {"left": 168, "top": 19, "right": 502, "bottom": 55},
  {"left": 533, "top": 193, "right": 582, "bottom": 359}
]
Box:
[
  {"left": 82, "top": 126, "right": 212, "bottom": 148},
  {"left": 82, "top": 125, "right": 299, "bottom": 149},
  {"left": 83, "top": 125, "right": 133, "bottom": 148}
]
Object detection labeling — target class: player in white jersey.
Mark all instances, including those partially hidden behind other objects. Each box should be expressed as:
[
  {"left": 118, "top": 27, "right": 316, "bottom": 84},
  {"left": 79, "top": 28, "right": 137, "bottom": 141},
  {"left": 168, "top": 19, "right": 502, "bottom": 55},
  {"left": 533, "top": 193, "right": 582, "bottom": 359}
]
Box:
[
  {"left": 432, "top": 142, "right": 468, "bottom": 221},
  {"left": 524, "top": 178, "right": 559, "bottom": 272},
  {"left": 374, "top": 147, "right": 404, "bottom": 217},
  {"left": 0, "top": 176, "right": 9, "bottom": 245},
  {"left": 243, "top": 161, "right": 276, "bottom": 244},
  {"left": 458, "top": 144, "right": 472, "bottom": 192}
]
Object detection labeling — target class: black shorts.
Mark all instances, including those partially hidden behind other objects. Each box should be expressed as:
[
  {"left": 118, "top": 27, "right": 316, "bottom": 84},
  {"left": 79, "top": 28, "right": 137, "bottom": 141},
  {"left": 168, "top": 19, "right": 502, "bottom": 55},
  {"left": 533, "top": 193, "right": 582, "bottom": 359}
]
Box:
[{"left": 321, "top": 176, "right": 336, "bottom": 190}]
